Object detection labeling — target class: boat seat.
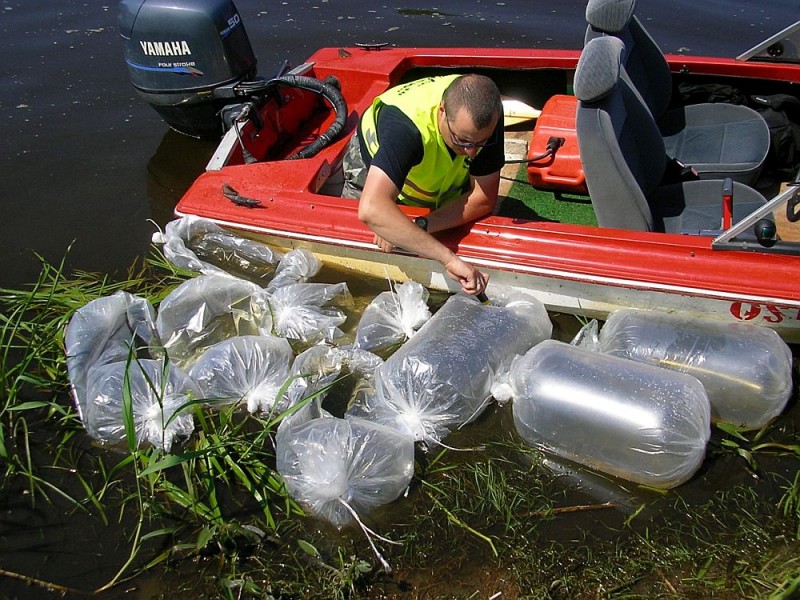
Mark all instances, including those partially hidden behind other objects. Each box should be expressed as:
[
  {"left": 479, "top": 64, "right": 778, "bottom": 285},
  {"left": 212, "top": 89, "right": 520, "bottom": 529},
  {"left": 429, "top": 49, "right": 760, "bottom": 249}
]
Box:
[
  {"left": 526, "top": 94, "right": 587, "bottom": 194},
  {"left": 584, "top": 0, "right": 770, "bottom": 186},
  {"left": 574, "top": 36, "right": 767, "bottom": 233}
]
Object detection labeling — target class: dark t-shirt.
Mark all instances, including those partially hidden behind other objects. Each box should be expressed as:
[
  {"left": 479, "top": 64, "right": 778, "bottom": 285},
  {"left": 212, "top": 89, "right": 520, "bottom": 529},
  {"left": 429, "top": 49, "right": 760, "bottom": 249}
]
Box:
[{"left": 358, "top": 104, "right": 504, "bottom": 192}]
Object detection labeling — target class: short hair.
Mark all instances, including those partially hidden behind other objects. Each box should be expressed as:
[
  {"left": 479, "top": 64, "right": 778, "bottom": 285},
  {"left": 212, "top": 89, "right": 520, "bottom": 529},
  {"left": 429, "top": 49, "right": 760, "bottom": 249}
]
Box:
[{"left": 442, "top": 74, "right": 502, "bottom": 130}]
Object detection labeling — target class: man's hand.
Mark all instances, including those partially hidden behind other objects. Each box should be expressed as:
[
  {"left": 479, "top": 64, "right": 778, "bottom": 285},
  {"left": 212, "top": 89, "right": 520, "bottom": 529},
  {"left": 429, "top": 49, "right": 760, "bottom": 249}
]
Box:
[
  {"left": 373, "top": 234, "right": 396, "bottom": 253},
  {"left": 358, "top": 167, "right": 490, "bottom": 295},
  {"left": 443, "top": 255, "right": 488, "bottom": 295}
]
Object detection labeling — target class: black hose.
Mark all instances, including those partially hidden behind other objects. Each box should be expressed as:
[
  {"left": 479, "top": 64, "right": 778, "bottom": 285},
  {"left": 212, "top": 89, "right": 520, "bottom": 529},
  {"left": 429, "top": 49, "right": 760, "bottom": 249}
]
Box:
[
  {"left": 275, "top": 75, "right": 348, "bottom": 160},
  {"left": 505, "top": 136, "right": 566, "bottom": 165},
  {"left": 234, "top": 74, "right": 348, "bottom": 160},
  {"left": 504, "top": 148, "right": 557, "bottom": 164}
]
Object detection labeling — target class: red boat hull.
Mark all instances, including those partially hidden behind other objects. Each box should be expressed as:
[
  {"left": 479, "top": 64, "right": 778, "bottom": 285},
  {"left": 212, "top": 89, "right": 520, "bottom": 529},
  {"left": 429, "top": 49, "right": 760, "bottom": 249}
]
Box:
[{"left": 176, "top": 46, "right": 800, "bottom": 342}]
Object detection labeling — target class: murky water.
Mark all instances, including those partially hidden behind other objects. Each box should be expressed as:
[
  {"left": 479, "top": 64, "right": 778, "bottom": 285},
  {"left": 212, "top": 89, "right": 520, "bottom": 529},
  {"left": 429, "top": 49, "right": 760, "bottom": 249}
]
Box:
[{"left": 1, "top": 1, "right": 799, "bottom": 598}]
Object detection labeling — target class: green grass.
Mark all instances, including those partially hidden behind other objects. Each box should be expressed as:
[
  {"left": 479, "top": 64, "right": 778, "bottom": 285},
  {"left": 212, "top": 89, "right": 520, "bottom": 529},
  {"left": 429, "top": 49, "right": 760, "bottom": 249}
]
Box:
[
  {"left": 499, "top": 166, "right": 598, "bottom": 226},
  {"left": 1, "top": 247, "right": 798, "bottom": 599}
]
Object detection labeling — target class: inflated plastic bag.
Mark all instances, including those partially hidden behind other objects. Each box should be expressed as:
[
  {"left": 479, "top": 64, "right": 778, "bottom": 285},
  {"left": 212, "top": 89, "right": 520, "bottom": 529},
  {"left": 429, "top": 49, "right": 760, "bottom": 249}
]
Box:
[
  {"left": 344, "top": 347, "right": 384, "bottom": 377},
  {"left": 83, "top": 358, "right": 200, "bottom": 452},
  {"left": 154, "top": 215, "right": 283, "bottom": 284},
  {"left": 285, "top": 345, "right": 382, "bottom": 408},
  {"left": 353, "top": 281, "right": 431, "bottom": 355},
  {"left": 268, "top": 282, "right": 350, "bottom": 344},
  {"left": 348, "top": 291, "right": 553, "bottom": 445},
  {"left": 188, "top": 335, "right": 295, "bottom": 414},
  {"left": 598, "top": 310, "right": 793, "bottom": 429},
  {"left": 266, "top": 248, "right": 323, "bottom": 291},
  {"left": 276, "top": 403, "right": 415, "bottom": 528},
  {"left": 286, "top": 344, "right": 345, "bottom": 405},
  {"left": 155, "top": 274, "right": 272, "bottom": 368},
  {"left": 510, "top": 340, "right": 711, "bottom": 489},
  {"left": 65, "top": 291, "right": 159, "bottom": 421}
]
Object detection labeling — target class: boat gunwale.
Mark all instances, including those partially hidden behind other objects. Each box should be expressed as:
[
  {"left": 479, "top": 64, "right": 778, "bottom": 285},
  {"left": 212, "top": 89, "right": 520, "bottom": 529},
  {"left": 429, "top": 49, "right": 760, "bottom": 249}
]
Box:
[{"left": 174, "top": 45, "right": 800, "bottom": 340}]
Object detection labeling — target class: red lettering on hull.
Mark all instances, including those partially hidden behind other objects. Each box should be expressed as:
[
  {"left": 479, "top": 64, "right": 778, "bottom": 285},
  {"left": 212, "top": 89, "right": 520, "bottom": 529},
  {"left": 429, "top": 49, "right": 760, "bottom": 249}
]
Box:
[{"left": 730, "top": 302, "right": 799, "bottom": 326}]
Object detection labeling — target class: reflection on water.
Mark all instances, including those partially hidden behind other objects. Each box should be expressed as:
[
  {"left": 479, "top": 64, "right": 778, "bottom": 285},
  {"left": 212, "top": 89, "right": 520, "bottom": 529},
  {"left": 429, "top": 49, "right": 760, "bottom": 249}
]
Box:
[{"left": 146, "top": 129, "right": 218, "bottom": 228}]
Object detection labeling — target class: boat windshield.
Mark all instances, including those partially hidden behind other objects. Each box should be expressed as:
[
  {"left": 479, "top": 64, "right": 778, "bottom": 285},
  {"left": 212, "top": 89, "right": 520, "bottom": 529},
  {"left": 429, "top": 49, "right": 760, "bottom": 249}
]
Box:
[
  {"left": 711, "top": 21, "right": 800, "bottom": 254},
  {"left": 712, "top": 184, "right": 800, "bottom": 255},
  {"left": 737, "top": 21, "right": 800, "bottom": 64}
]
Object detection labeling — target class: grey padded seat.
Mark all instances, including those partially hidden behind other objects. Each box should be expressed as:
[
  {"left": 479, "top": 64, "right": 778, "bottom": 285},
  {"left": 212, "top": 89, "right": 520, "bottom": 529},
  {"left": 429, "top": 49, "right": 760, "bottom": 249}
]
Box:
[
  {"left": 575, "top": 36, "right": 767, "bottom": 233},
  {"left": 585, "top": 0, "right": 770, "bottom": 185}
]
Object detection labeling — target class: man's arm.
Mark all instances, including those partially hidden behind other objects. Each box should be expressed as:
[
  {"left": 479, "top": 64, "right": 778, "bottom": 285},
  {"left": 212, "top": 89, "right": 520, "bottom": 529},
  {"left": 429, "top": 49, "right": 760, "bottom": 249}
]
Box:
[
  {"left": 424, "top": 170, "right": 500, "bottom": 234},
  {"left": 357, "top": 166, "right": 488, "bottom": 295}
]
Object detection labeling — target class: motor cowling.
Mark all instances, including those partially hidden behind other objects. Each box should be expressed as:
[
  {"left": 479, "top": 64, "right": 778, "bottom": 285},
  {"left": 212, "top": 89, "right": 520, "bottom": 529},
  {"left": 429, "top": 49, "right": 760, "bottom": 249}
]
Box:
[{"left": 119, "top": 0, "right": 258, "bottom": 138}]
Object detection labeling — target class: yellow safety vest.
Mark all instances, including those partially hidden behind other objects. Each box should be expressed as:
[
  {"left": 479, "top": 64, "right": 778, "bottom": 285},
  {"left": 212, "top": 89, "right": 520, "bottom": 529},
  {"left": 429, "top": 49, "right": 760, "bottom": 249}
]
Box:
[{"left": 360, "top": 75, "right": 473, "bottom": 208}]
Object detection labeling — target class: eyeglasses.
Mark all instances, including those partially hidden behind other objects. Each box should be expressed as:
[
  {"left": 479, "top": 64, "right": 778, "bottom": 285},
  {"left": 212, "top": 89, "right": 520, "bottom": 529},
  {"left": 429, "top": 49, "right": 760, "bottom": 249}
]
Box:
[{"left": 444, "top": 111, "right": 495, "bottom": 150}]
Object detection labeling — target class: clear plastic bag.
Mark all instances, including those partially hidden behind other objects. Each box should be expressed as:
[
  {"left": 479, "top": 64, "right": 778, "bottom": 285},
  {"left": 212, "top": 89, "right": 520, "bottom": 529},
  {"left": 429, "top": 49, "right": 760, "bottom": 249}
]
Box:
[
  {"left": 64, "top": 291, "right": 159, "bottom": 420},
  {"left": 348, "top": 291, "right": 553, "bottom": 445},
  {"left": 188, "top": 335, "right": 295, "bottom": 414},
  {"left": 286, "top": 344, "right": 384, "bottom": 411},
  {"left": 83, "top": 358, "right": 200, "bottom": 452},
  {"left": 286, "top": 344, "right": 345, "bottom": 406},
  {"left": 510, "top": 340, "right": 711, "bottom": 489},
  {"left": 266, "top": 248, "right": 323, "bottom": 291},
  {"left": 154, "top": 215, "right": 283, "bottom": 284},
  {"left": 353, "top": 281, "right": 431, "bottom": 355},
  {"left": 268, "top": 282, "right": 350, "bottom": 344},
  {"left": 343, "top": 347, "right": 384, "bottom": 376},
  {"left": 275, "top": 403, "right": 415, "bottom": 528},
  {"left": 155, "top": 274, "right": 273, "bottom": 369},
  {"left": 598, "top": 309, "right": 793, "bottom": 429},
  {"left": 570, "top": 318, "right": 600, "bottom": 349}
]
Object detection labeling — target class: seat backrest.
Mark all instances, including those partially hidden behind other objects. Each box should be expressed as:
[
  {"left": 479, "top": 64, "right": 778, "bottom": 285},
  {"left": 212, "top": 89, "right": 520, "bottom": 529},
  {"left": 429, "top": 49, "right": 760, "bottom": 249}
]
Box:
[
  {"left": 575, "top": 36, "right": 668, "bottom": 231},
  {"left": 584, "top": 0, "right": 672, "bottom": 121}
]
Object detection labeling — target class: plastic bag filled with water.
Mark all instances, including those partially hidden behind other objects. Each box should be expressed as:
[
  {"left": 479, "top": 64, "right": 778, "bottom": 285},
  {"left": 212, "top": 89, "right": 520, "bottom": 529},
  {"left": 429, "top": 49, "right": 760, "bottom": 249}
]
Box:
[
  {"left": 155, "top": 273, "right": 273, "bottom": 369},
  {"left": 83, "top": 358, "right": 200, "bottom": 452},
  {"left": 598, "top": 309, "right": 793, "bottom": 429},
  {"left": 267, "top": 282, "right": 350, "bottom": 344},
  {"left": 353, "top": 281, "right": 432, "bottom": 355},
  {"left": 348, "top": 291, "right": 553, "bottom": 445},
  {"left": 276, "top": 402, "right": 414, "bottom": 528},
  {"left": 285, "top": 344, "right": 345, "bottom": 405},
  {"left": 188, "top": 335, "right": 295, "bottom": 414},
  {"left": 154, "top": 215, "right": 283, "bottom": 284},
  {"left": 285, "top": 344, "right": 382, "bottom": 407},
  {"left": 266, "top": 248, "right": 323, "bottom": 291},
  {"left": 510, "top": 340, "right": 711, "bottom": 489},
  {"left": 65, "top": 290, "right": 160, "bottom": 421}
]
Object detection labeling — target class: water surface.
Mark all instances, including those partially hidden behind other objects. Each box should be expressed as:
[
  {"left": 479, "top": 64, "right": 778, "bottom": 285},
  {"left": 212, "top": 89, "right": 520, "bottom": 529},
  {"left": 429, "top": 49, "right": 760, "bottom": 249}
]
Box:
[
  {"left": 1, "top": 0, "right": 794, "bottom": 287},
  {"left": 0, "top": 1, "right": 798, "bottom": 598}
]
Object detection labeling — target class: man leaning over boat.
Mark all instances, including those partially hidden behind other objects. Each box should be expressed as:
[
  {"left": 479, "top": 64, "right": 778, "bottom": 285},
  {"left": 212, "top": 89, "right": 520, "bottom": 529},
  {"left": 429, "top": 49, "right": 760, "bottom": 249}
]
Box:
[{"left": 341, "top": 74, "right": 504, "bottom": 296}]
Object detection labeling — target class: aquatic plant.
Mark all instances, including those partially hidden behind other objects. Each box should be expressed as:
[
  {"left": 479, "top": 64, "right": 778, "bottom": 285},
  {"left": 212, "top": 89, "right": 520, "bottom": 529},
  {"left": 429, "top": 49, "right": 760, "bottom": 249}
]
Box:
[
  {"left": 2, "top": 252, "right": 153, "bottom": 487},
  {"left": 1, "top": 248, "right": 799, "bottom": 599},
  {"left": 0, "top": 249, "right": 309, "bottom": 590}
]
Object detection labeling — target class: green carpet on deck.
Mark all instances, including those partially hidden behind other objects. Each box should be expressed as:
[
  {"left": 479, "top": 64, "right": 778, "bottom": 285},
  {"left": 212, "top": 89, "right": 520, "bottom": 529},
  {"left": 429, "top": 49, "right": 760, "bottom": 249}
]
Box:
[{"left": 497, "top": 166, "right": 598, "bottom": 226}]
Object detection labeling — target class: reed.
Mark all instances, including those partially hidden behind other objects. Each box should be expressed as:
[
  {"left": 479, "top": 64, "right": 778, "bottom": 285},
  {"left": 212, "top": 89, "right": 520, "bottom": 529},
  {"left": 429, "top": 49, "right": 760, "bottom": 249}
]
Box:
[
  {"left": 779, "top": 469, "right": 800, "bottom": 540},
  {"left": 87, "top": 360, "right": 322, "bottom": 589},
  {"left": 0, "top": 249, "right": 311, "bottom": 591},
  {"left": 1, "top": 249, "right": 799, "bottom": 599},
  {"left": 0, "top": 249, "right": 189, "bottom": 477}
]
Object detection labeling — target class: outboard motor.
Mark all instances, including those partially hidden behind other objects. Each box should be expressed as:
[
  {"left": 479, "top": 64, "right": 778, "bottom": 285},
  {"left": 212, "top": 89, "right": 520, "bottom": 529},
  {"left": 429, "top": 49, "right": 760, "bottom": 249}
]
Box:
[{"left": 119, "top": 0, "right": 258, "bottom": 138}]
